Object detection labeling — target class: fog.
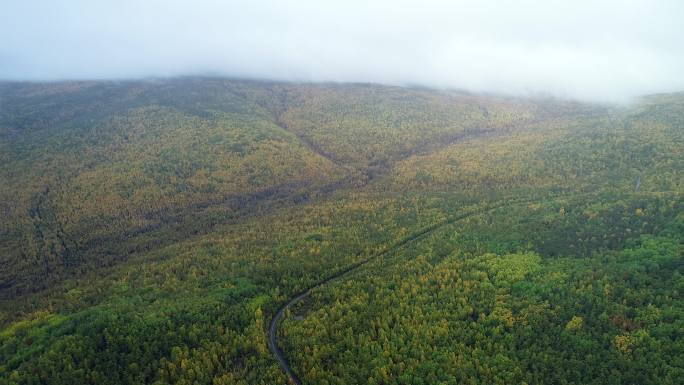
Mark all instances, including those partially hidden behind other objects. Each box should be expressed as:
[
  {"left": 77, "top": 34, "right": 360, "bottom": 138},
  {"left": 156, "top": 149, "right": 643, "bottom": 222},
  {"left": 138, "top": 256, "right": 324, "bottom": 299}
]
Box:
[{"left": 2, "top": 0, "right": 683, "bottom": 102}]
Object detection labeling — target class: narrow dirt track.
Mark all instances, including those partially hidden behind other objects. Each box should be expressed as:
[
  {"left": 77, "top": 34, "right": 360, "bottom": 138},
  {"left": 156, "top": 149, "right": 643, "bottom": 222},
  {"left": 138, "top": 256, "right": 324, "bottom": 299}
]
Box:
[
  {"left": 268, "top": 192, "right": 593, "bottom": 385},
  {"left": 267, "top": 195, "right": 552, "bottom": 384}
]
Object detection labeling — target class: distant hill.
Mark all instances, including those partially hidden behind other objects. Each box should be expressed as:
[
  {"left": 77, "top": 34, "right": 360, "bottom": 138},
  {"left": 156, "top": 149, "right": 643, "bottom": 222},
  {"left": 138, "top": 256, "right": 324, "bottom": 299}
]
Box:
[{"left": 0, "top": 78, "right": 563, "bottom": 297}]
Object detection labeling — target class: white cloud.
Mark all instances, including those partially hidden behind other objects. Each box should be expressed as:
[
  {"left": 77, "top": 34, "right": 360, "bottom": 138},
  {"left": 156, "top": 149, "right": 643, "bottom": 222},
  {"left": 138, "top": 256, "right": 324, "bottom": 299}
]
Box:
[{"left": 1, "top": 0, "right": 683, "bottom": 102}]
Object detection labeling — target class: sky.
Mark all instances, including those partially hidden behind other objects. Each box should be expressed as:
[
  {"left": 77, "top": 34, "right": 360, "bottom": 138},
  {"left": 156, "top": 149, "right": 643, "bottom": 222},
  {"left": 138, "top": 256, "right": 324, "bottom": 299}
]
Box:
[{"left": 1, "top": 0, "right": 683, "bottom": 103}]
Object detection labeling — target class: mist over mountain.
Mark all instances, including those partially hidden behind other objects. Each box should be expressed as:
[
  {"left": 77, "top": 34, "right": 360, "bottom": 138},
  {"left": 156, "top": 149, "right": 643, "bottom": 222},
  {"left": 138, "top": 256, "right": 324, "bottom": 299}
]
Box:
[
  {"left": 1, "top": 2, "right": 683, "bottom": 384},
  {"left": 2, "top": 0, "right": 684, "bottom": 102}
]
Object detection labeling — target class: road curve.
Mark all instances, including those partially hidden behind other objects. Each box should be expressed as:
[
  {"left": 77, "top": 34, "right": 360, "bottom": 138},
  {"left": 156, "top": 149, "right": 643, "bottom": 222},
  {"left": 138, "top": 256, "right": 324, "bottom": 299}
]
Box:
[
  {"left": 269, "top": 290, "right": 308, "bottom": 385},
  {"left": 267, "top": 195, "right": 568, "bottom": 384},
  {"left": 267, "top": 213, "right": 459, "bottom": 384}
]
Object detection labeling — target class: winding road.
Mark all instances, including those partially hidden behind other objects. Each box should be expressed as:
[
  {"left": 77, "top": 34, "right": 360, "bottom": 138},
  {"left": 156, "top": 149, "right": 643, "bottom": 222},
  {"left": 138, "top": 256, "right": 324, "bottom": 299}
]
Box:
[{"left": 267, "top": 195, "right": 565, "bottom": 384}]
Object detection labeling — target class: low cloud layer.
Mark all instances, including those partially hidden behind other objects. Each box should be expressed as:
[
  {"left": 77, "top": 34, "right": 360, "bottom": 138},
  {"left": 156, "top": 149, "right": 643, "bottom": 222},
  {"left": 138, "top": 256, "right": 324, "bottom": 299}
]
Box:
[{"left": 2, "top": 0, "right": 683, "bottom": 102}]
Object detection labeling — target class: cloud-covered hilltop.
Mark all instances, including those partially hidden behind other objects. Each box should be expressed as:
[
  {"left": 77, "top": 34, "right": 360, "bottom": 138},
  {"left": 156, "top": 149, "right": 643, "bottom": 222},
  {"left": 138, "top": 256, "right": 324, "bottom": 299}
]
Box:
[{"left": 2, "top": 0, "right": 683, "bottom": 103}]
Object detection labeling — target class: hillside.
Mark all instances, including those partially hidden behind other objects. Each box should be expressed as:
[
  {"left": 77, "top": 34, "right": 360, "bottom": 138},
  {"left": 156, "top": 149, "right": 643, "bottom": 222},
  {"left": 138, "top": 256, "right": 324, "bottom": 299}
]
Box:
[{"left": 0, "top": 79, "right": 682, "bottom": 384}]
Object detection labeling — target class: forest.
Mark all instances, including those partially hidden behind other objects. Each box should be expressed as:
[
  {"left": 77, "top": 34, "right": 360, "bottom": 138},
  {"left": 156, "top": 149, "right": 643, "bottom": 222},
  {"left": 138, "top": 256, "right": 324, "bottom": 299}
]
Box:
[{"left": 0, "top": 78, "right": 682, "bottom": 384}]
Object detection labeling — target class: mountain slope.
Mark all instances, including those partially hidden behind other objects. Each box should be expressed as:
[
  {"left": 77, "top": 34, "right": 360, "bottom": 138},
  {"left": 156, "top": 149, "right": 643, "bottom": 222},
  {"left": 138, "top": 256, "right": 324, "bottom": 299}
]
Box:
[
  {"left": 0, "top": 79, "right": 682, "bottom": 385},
  {"left": 0, "top": 78, "right": 554, "bottom": 298}
]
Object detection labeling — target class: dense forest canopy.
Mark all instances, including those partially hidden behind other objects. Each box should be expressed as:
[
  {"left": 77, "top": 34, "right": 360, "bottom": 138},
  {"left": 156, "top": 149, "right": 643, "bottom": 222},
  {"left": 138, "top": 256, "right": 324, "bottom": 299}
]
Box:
[{"left": 0, "top": 78, "right": 682, "bottom": 384}]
